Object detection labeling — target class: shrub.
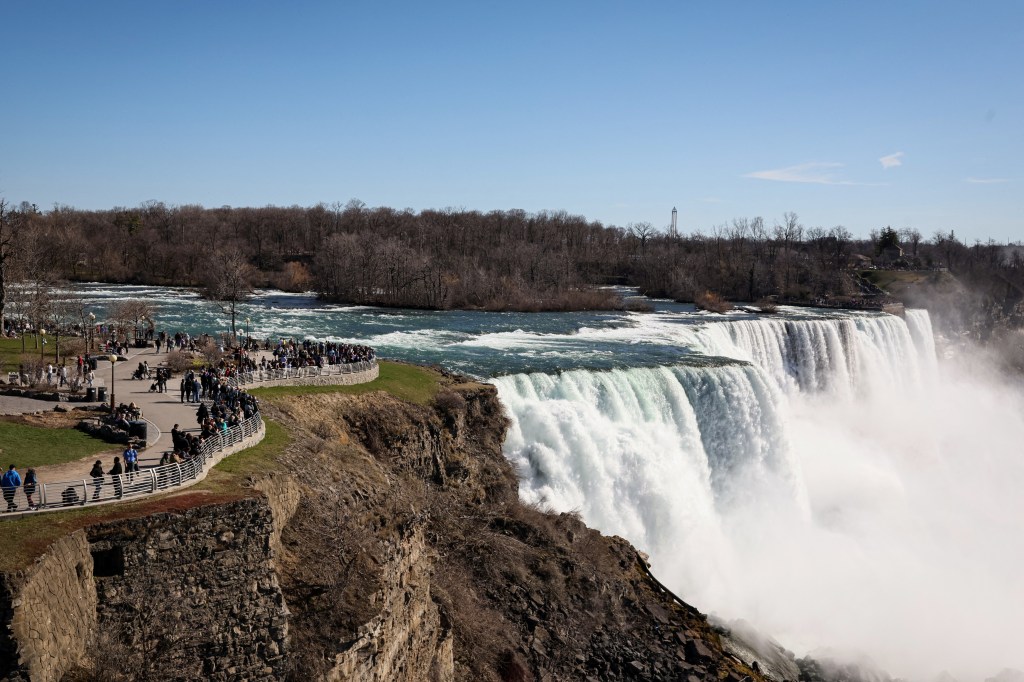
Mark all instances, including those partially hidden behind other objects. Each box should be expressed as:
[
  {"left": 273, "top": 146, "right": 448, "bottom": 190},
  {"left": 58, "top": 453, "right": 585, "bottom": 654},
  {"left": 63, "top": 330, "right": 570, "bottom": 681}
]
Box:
[
  {"left": 694, "top": 291, "right": 733, "bottom": 314},
  {"left": 163, "top": 350, "right": 195, "bottom": 373},
  {"left": 755, "top": 297, "right": 778, "bottom": 314}
]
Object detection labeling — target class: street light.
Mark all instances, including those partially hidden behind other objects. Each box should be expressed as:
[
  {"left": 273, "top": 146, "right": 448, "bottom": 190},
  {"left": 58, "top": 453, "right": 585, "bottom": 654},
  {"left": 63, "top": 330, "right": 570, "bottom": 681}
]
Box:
[
  {"left": 88, "top": 312, "right": 96, "bottom": 351},
  {"left": 108, "top": 354, "right": 117, "bottom": 410},
  {"left": 245, "top": 317, "right": 251, "bottom": 346}
]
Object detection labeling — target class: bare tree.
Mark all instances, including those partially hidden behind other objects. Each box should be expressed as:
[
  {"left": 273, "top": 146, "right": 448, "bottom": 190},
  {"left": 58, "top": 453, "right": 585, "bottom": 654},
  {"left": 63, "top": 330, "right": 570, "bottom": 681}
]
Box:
[
  {"left": 107, "top": 300, "right": 156, "bottom": 347},
  {"left": 0, "top": 199, "right": 24, "bottom": 335},
  {"left": 202, "top": 248, "right": 255, "bottom": 342}
]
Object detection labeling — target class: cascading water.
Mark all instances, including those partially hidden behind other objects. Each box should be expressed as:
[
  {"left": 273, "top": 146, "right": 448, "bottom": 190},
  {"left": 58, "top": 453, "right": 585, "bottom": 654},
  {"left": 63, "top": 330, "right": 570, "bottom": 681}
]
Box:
[{"left": 497, "top": 310, "right": 1024, "bottom": 680}]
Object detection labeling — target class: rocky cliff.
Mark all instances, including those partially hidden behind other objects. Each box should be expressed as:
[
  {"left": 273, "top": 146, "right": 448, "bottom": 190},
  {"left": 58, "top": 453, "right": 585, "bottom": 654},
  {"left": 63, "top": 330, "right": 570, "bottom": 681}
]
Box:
[{"left": 1, "top": 378, "right": 777, "bottom": 682}]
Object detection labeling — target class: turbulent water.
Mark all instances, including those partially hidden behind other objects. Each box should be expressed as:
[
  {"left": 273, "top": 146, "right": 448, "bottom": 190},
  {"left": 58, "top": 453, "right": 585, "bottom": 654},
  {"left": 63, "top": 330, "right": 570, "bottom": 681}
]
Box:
[{"left": 76, "top": 284, "right": 1024, "bottom": 680}]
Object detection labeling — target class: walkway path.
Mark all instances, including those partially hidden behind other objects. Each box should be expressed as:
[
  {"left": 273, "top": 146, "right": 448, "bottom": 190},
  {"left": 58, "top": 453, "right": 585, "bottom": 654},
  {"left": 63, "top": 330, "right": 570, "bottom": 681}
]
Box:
[{"left": 1, "top": 347, "right": 378, "bottom": 516}]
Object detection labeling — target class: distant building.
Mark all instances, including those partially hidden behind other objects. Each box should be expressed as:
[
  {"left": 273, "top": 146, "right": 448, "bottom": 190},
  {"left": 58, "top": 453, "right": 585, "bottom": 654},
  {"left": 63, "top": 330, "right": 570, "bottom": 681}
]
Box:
[
  {"left": 670, "top": 207, "right": 678, "bottom": 237},
  {"left": 880, "top": 245, "right": 904, "bottom": 264},
  {"left": 849, "top": 253, "right": 873, "bottom": 269}
]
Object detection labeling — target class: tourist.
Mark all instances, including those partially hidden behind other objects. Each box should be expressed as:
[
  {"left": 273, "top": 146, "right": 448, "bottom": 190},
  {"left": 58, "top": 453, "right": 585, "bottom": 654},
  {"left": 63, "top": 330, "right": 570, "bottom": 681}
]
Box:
[
  {"left": 23, "top": 468, "right": 38, "bottom": 510},
  {"left": 90, "top": 460, "right": 104, "bottom": 500},
  {"left": 109, "top": 457, "right": 124, "bottom": 498},
  {"left": 123, "top": 444, "right": 139, "bottom": 481},
  {"left": 1, "top": 465, "right": 21, "bottom": 512}
]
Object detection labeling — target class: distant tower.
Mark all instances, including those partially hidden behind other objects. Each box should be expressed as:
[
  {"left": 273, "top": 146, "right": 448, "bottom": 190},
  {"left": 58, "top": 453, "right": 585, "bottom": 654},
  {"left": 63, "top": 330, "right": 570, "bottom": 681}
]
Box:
[{"left": 670, "top": 207, "right": 678, "bottom": 237}]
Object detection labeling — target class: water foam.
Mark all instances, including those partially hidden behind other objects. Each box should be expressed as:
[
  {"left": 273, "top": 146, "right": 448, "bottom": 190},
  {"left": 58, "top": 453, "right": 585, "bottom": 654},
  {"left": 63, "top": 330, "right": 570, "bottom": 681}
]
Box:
[{"left": 499, "top": 311, "right": 1024, "bottom": 680}]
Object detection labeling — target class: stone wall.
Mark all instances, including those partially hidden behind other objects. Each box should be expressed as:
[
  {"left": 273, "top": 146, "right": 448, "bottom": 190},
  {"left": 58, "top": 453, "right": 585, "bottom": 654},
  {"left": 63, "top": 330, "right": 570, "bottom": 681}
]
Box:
[
  {"left": 0, "top": 531, "right": 97, "bottom": 682},
  {"left": 85, "top": 498, "right": 289, "bottom": 681},
  {"left": 329, "top": 529, "right": 453, "bottom": 682}
]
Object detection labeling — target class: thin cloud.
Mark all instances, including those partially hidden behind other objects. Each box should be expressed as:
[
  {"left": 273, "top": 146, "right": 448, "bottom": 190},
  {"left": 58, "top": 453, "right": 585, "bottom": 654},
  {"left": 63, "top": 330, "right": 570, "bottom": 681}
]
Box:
[
  {"left": 744, "top": 162, "right": 864, "bottom": 186},
  {"left": 965, "top": 177, "right": 1010, "bottom": 184},
  {"left": 879, "top": 152, "right": 904, "bottom": 169}
]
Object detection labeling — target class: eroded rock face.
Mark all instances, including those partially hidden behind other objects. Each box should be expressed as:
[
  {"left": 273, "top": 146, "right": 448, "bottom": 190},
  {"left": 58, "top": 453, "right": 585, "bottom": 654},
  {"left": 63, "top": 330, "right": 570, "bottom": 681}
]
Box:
[
  {"left": 274, "top": 384, "right": 764, "bottom": 682},
  {"left": 328, "top": 529, "right": 453, "bottom": 682},
  {"left": 0, "top": 532, "right": 97, "bottom": 682}
]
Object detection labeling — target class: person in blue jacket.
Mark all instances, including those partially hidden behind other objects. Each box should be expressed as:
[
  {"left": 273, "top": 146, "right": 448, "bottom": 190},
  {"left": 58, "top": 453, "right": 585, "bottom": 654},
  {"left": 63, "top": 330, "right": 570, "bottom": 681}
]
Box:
[{"left": 2, "top": 465, "right": 22, "bottom": 512}]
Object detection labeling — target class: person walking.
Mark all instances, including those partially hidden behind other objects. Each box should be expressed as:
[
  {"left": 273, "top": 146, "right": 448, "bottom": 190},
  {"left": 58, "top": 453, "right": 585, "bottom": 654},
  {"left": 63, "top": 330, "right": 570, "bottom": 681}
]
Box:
[
  {"left": 2, "top": 465, "right": 22, "bottom": 512},
  {"left": 109, "top": 457, "right": 124, "bottom": 498},
  {"left": 23, "top": 468, "right": 38, "bottom": 510},
  {"left": 90, "top": 459, "right": 104, "bottom": 500}
]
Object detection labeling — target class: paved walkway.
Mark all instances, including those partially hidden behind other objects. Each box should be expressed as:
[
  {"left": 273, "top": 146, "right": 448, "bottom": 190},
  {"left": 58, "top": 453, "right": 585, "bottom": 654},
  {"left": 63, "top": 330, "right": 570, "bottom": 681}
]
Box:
[
  {"left": 103, "top": 346, "right": 210, "bottom": 466},
  {"left": 2, "top": 346, "right": 378, "bottom": 516},
  {"left": 2, "top": 346, "right": 264, "bottom": 465}
]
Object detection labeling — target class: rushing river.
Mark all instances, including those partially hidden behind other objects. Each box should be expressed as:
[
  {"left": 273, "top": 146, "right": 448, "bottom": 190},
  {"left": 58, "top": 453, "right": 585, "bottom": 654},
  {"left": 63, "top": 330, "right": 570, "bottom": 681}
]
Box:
[{"left": 77, "top": 284, "right": 1024, "bottom": 680}]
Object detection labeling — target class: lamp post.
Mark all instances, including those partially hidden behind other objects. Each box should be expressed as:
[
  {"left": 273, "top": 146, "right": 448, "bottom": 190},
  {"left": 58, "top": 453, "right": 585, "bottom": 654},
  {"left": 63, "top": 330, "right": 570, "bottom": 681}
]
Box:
[
  {"left": 88, "top": 312, "right": 96, "bottom": 351},
  {"left": 108, "top": 354, "right": 117, "bottom": 410},
  {"left": 245, "top": 317, "right": 250, "bottom": 346}
]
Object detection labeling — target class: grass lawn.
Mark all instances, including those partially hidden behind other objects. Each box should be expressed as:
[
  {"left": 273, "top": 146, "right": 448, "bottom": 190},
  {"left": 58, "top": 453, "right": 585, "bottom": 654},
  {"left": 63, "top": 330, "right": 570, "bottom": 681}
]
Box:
[
  {"left": 196, "top": 419, "right": 292, "bottom": 494},
  {"left": 250, "top": 360, "right": 442, "bottom": 405},
  {"left": 0, "top": 335, "right": 81, "bottom": 373},
  {"left": 0, "top": 419, "right": 113, "bottom": 469},
  {"left": 860, "top": 269, "right": 958, "bottom": 295}
]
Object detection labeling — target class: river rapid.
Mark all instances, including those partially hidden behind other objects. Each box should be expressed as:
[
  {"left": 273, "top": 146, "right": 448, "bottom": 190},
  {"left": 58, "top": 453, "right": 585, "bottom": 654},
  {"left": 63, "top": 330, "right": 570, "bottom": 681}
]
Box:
[{"left": 77, "top": 284, "right": 1024, "bottom": 681}]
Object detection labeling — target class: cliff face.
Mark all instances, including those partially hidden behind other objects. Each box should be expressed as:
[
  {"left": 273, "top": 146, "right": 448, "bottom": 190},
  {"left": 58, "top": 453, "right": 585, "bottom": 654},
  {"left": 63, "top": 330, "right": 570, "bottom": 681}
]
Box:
[
  {"left": 1, "top": 381, "right": 772, "bottom": 682},
  {"left": 0, "top": 499, "right": 290, "bottom": 682},
  {"left": 271, "top": 384, "right": 766, "bottom": 682}
]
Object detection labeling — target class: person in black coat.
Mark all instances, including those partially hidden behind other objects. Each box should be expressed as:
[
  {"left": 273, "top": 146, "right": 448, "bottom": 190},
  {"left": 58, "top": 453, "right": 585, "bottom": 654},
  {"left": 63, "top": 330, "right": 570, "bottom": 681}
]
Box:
[
  {"left": 90, "top": 460, "right": 104, "bottom": 500},
  {"left": 109, "top": 457, "right": 124, "bottom": 498}
]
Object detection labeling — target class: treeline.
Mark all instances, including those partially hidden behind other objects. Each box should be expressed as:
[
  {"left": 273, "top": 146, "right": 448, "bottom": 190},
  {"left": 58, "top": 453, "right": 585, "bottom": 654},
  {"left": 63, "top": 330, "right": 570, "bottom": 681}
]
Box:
[{"left": 3, "top": 198, "right": 1024, "bottom": 321}]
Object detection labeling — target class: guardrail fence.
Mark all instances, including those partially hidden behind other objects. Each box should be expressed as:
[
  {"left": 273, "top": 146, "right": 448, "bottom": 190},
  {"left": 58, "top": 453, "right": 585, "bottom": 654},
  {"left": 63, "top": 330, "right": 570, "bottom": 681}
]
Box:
[
  {"left": 1, "top": 414, "right": 263, "bottom": 514},
  {"left": 228, "top": 359, "right": 376, "bottom": 387}
]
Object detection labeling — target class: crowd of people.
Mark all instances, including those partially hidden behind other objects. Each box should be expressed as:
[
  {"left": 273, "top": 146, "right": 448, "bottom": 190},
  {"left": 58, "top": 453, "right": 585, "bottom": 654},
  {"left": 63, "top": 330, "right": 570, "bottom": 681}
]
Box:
[
  {"left": 265, "top": 339, "right": 375, "bottom": 370},
  {"left": 2, "top": 330, "right": 374, "bottom": 513}
]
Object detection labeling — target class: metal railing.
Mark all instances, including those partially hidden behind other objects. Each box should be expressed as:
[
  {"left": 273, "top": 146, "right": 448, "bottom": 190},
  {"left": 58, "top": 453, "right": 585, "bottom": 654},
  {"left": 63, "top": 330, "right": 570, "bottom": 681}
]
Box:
[
  {"left": 1, "top": 414, "right": 263, "bottom": 515},
  {"left": 228, "top": 359, "right": 376, "bottom": 387}
]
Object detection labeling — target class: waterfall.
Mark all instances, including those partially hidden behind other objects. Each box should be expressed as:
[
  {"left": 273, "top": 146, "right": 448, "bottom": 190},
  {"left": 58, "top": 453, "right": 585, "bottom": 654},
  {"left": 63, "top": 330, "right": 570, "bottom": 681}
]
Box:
[
  {"left": 496, "top": 310, "right": 1024, "bottom": 678},
  {"left": 695, "top": 312, "right": 932, "bottom": 398}
]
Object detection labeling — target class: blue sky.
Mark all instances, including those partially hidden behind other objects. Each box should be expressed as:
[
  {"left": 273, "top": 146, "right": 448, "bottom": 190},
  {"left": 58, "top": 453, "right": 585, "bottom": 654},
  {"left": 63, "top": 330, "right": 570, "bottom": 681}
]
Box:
[{"left": 2, "top": 1, "right": 1021, "bottom": 241}]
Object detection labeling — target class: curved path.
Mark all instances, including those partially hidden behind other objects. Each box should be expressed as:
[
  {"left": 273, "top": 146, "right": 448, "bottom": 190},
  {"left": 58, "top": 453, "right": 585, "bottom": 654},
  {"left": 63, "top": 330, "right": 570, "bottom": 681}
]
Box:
[{"left": 1, "top": 348, "right": 378, "bottom": 516}]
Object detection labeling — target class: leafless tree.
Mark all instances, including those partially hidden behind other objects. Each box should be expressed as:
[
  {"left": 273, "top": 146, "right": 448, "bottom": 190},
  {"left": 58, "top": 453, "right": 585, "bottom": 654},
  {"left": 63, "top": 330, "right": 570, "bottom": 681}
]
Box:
[{"left": 202, "top": 247, "right": 255, "bottom": 342}]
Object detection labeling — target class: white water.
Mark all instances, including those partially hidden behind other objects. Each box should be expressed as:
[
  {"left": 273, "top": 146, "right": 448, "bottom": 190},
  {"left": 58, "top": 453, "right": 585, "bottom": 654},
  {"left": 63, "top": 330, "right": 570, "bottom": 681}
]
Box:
[{"left": 497, "top": 310, "right": 1024, "bottom": 681}]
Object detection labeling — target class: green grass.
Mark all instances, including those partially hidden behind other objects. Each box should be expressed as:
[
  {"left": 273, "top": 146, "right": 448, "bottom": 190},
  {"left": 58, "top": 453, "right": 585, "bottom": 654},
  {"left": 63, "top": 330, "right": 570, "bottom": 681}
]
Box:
[
  {"left": 860, "top": 269, "right": 959, "bottom": 296},
  {"left": 249, "top": 360, "right": 441, "bottom": 405},
  {"left": 195, "top": 419, "right": 291, "bottom": 495},
  {"left": 0, "top": 335, "right": 79, "bottom": 373},
  {"left": 0, "top": 420, "right": 113, "bottom": 468}
]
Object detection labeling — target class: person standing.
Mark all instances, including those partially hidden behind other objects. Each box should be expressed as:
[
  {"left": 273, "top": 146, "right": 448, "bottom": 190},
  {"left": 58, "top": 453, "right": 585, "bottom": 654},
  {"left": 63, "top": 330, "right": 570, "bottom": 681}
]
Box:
[
  {"left": 1, "top": 465, "right": 22, "bottom": 512},
  {"left": 109, "top": 457, "right": 124, "bottom": 498},
  {"left": 90, "top": 459, "right": 104, "bottom": 500},
  {"left": 123, "top": 445, "right": 139, "bottom": 482},
  {"left": 23, "top": 468, "right": 38, "bottom": 509}
]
